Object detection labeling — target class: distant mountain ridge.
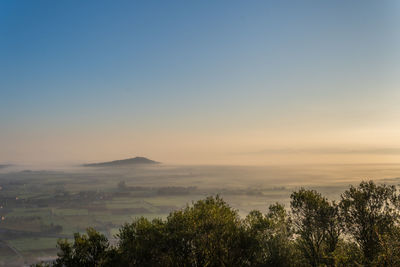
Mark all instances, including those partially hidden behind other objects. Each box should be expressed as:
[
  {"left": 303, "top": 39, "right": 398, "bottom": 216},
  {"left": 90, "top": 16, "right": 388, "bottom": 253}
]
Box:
[{"left": 83, "top": 157, "right": 160, "bottom": 167}]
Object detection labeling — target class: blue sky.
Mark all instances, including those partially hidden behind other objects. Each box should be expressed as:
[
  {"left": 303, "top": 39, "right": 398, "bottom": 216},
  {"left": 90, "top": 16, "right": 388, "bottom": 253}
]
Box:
[{"left": 1, "top": 1, "right": 400, "bottom": 165}]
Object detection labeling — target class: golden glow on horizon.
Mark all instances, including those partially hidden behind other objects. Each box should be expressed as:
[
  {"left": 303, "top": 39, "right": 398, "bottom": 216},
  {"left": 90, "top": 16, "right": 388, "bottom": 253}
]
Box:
[{"left": 3, "top": 119, "right": 400, "bottom": 166}]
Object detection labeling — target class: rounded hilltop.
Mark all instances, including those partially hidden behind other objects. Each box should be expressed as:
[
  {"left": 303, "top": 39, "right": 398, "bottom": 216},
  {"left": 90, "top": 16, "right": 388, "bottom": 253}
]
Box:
[{"left": 82, "top": 157, "right": 160, "bottom": 167}]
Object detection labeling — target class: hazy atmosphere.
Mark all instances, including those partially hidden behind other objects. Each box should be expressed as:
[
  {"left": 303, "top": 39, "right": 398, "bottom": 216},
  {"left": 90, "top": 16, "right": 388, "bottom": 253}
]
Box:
[
  {"left": 1, "top": 1, "right": 400, "bottom": 266},
  {"left": 2, "top": 1, "right": 400, "bottom": 166}
]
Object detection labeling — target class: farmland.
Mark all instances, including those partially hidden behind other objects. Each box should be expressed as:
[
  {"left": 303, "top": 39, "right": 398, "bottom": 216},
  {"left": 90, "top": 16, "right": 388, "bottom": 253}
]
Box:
[{"left": 1, "top": 164, "right": 400, "bottom": 266}]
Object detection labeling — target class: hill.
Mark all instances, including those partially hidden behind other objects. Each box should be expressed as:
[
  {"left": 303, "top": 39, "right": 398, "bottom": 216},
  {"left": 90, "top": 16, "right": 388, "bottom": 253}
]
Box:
[{"left": 82, "top": 157, "right": 160, "bottom": 167}]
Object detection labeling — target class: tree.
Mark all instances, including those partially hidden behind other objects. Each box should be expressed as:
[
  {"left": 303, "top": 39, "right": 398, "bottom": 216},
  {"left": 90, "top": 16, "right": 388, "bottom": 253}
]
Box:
[
  {"left": 116, "top": 196, "right": 254, "bottom": 266},
  {"left": 245, "top": 203, "right": 299, "bottom": 267},
  {"left": 331, "top": 239, "right": 362, "bottom": 267},
  {"left": 340, "top": 181, "right": 400, "bottom": 266},
  {"left": 54, "top": 228, "right": 111, "bottom": 267},
  {"left": 117, "top": 217, "right": 167, "bottom": 266},
  {"left": 48, "top": 184, "right": 400, "bottom": 267},
  {"left": 164, "top": 195, "right": 253, "bottom": 267},
  {"left": 291, "top": 189, "right": 341, "bottom": 267},
  {"left": 375, "top": 226, "right": 400, "bottom": 266}
]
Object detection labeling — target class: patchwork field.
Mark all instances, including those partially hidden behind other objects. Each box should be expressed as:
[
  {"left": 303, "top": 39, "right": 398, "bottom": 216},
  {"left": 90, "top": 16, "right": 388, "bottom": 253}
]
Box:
[{"left": 0, "top": 164, "right": 400, "bottom": 266}]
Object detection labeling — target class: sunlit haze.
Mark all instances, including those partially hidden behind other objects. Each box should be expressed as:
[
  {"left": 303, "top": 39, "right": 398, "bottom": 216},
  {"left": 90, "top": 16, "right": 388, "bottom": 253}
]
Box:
[{"left": 1, "top": 1, "right": 400, "bottom": 166}]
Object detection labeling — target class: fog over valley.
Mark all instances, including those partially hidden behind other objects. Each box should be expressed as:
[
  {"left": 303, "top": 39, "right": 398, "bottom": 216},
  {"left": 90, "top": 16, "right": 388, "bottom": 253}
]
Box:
[{"left": 1, "top": 0, "right": 400, "bottom": 265}]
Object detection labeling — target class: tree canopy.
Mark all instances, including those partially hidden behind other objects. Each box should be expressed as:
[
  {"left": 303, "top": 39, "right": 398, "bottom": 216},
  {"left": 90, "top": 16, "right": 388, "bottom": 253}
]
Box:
[{"left": 34, "top": 181, "right": 400, "bottom": 267}]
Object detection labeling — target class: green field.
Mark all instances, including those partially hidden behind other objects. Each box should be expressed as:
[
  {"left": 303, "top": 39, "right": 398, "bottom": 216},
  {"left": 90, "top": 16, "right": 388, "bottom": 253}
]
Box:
[{"left": 1, "top": 164, "right": 400, "bottom": 266}]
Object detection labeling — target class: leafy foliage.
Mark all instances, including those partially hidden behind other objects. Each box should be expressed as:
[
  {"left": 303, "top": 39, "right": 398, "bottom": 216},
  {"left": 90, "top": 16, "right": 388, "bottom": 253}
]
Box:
[
  {"left": 291, "top": 189, "right": 341, "bottom": 266},
  {"left": 42, "top": 181, "right": 400, "bottom": 267},
  {"left": 340, "top": 181, "right": 400, "bottom": 266},
  {"left": 54, "top": 228, "right": 111, "bottom": 267}
]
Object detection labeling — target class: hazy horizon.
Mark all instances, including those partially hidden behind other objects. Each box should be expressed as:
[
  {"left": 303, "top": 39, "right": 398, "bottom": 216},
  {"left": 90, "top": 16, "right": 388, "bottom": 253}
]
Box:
[
  {"left": 2, "top": 2, "right": 400, "bottom": 265},
  {"left": 2, "top": 1, "right": 400, "bottom": 165}
]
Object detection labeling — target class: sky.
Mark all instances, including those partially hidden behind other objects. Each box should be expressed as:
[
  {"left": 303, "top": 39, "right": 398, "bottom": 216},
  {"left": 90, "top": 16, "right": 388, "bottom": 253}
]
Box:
[{"left": 1, "top": 1, "right": 400, "bottom": 166}]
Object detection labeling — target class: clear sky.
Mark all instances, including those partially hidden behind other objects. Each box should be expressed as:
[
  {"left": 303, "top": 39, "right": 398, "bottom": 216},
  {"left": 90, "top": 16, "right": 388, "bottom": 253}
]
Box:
[{"left": 1, "top": 1, "right": 400, "bottom": 165}]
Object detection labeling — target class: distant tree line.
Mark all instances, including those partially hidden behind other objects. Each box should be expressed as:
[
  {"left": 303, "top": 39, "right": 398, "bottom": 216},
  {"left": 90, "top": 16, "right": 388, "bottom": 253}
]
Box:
[
  {"left": 117, "top": 181, "right": 197, "bottom": 196},
  {"left": 34, "top": 181, "right": 400, "bottom": 267}
]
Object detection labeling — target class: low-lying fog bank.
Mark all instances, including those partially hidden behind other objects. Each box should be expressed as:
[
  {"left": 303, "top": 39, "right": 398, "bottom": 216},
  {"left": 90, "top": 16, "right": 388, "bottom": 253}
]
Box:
[{"left": 0, "top": 163, "right": 400, "bottom": 266}]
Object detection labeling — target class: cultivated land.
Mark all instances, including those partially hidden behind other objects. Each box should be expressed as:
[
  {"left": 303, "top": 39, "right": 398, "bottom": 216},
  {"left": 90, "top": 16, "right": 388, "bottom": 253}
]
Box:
[{"left": 0, "top": 164, "right": 399, "bottom": 266}]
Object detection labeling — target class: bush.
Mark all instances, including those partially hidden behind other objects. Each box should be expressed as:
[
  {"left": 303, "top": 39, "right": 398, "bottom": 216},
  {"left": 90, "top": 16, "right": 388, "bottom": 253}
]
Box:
[{"left": 47, "top": 181, "right": 400, "bottom": 267}]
